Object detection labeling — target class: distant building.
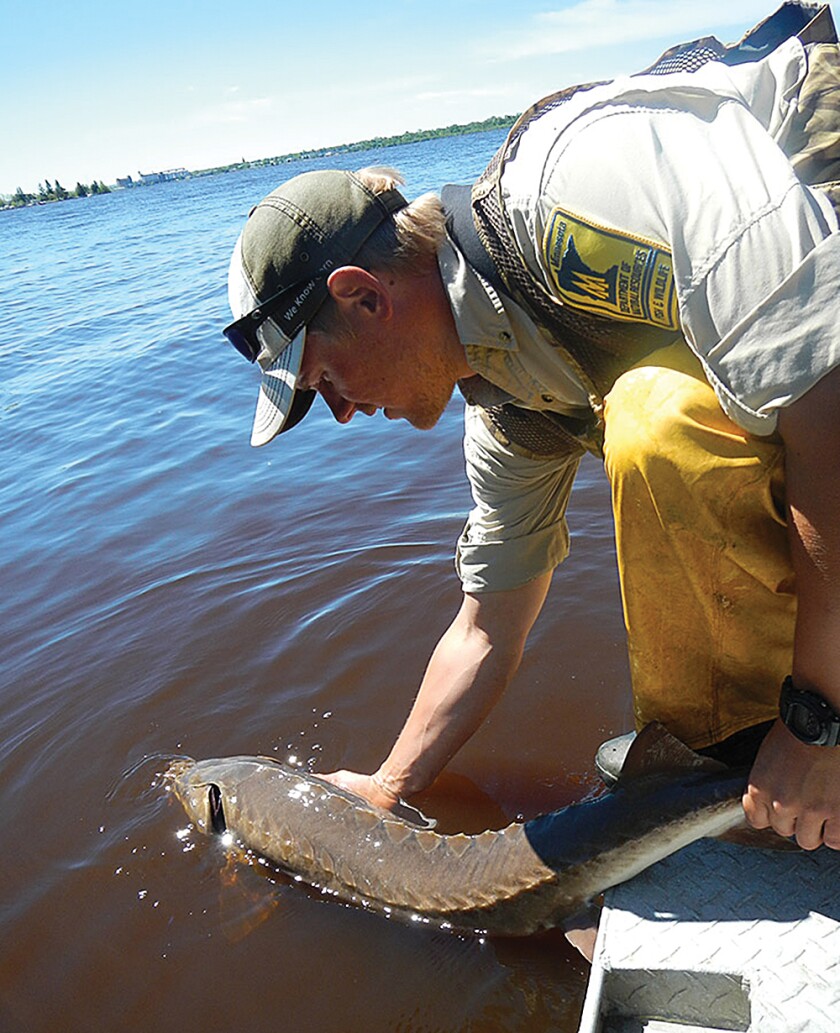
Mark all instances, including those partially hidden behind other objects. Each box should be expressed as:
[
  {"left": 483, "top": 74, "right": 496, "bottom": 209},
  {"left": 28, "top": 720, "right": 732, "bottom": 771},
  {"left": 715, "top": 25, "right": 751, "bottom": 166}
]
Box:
[
  {"left": 138, "top": 168, "right": 190, "bottom": 185},
  {"left": 116, "top": 168, "right": 191, "bottom": 188}
]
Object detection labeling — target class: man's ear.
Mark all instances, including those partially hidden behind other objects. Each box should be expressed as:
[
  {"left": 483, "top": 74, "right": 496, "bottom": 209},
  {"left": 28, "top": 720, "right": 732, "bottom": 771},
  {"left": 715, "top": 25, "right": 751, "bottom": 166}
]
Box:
[{"left": 326, "top": 267, "right": 393, "bottom": 322}]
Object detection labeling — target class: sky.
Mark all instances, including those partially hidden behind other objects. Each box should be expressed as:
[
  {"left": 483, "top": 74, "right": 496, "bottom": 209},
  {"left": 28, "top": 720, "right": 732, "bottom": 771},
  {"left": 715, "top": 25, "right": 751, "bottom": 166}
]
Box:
[{"left": 0, "top": 0, "right": 815, "bottom": 196}]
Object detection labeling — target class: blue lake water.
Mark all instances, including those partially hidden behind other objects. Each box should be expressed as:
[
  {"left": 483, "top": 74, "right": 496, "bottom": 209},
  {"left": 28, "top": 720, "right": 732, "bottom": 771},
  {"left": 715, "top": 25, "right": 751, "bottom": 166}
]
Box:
[{"left": 0, "top": 129, "right": 632, "bottom": 1031}]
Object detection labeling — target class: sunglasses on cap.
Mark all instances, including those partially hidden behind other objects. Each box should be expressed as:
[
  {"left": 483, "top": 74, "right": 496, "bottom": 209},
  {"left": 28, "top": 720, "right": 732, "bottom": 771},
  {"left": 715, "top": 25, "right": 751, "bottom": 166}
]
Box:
[{"left": 222, "top": 274, "right": 327, "bottom": 364}]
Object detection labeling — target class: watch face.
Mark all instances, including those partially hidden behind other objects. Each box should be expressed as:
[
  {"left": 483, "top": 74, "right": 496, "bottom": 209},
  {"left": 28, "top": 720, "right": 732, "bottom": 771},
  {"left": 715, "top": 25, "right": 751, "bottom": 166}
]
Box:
[{"left": 790, "top": 702, "right": 824, "bottom": 743}]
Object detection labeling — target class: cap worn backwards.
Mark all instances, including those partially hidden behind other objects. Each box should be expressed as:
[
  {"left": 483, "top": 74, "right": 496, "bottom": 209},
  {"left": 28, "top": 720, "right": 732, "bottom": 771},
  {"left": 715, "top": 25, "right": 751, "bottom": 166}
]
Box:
[{"left": 227, "top": 169, "right": 407, "bottom": 447}]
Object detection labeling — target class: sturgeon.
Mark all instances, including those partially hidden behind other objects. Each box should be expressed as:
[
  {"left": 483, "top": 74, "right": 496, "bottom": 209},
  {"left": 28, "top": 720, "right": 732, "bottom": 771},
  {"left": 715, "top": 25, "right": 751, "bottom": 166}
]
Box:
[{"left": 167, "top": 723, "right": 751, "bottom": 937}]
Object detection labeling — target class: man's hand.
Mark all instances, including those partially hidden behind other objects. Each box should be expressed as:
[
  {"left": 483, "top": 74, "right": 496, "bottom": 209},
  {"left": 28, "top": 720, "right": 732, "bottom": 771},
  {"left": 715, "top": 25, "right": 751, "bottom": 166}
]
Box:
[
  {"left": 320, "top": 769, "right": 402, "bottom": 812},
  {"left": 320, "top": 769, "right": 438, "bottom": 827},
  {"left": 743, "top": 718, "right": 840, "bottom": 850}
]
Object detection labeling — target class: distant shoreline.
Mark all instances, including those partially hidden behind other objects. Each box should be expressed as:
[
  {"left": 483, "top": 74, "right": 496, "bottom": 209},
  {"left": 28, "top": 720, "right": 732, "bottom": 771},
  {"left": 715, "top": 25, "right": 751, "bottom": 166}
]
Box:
[
  {"left": 2, "top": 114, "right": 517, "bottom": 210},
  {"left": 192, "top": 113, "right": 516, "bottom": 178},
  {"left": 195, "top": 114, "right": 518, "bottom": 178}
]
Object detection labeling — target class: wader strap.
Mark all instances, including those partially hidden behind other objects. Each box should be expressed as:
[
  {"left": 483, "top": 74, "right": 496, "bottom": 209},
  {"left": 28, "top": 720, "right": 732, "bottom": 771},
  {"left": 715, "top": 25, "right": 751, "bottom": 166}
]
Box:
[{"left": 442, "top": 183, "right": 507, "bottom": 295}]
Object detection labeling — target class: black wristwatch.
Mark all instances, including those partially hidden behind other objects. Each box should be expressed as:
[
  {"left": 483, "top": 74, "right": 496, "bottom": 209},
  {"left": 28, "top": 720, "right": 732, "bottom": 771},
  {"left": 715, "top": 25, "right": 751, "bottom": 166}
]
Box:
[{"left": 779, "top": 676, "right": 840, "bottom": 746}]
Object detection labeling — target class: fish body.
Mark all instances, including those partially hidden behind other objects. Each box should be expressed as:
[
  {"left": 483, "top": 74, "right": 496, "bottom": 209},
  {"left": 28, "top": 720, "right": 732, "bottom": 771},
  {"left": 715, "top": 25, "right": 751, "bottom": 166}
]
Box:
[{"left": 168, "top": 724, "right": 749, "bottom": 936}]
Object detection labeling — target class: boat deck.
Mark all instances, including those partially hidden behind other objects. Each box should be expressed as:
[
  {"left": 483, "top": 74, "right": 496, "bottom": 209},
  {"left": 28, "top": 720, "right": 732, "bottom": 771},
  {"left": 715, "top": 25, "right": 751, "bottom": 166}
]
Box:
[{"left": 577, "top": 837, "right": 840, "bottom": 1033}]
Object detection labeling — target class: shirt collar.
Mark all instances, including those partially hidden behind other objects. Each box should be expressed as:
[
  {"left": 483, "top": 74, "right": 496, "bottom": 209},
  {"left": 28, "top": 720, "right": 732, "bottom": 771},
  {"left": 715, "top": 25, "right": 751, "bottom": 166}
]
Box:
[{"left": 438, "top": 235, "right": 518, "bottom": 355}]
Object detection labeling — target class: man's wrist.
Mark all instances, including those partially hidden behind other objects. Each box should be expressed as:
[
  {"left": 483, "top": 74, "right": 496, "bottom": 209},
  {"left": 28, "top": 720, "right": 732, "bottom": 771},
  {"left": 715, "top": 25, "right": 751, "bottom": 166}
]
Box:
[
  {"left": 779, "top": 676, "right": 840, "bottom": 746},
  {"left": 371, "top": 770, "right": 404, "bottom": 803}
]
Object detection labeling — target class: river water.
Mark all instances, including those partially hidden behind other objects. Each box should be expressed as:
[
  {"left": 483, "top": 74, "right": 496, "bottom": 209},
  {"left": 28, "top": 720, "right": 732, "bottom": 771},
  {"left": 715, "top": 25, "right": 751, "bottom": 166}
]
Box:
[{"left": 1, "top": 129, "right": 633, "bottom": 1032}]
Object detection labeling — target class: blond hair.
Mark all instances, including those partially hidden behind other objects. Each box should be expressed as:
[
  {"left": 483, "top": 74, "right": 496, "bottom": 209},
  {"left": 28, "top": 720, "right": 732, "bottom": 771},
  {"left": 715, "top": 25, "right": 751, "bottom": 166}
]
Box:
[{"left": 351, "top": 166, "right": 447, "bottom": 270}]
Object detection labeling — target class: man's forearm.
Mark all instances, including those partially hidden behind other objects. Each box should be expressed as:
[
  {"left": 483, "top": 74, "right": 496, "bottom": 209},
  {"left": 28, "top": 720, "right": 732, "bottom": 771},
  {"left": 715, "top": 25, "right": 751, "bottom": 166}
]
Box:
[
  {"left": 779, "top": 363, "right": 840, "bottom": 704},
  {"left": 374, "top": 572, "right": 552, "bottom": 799},
  {"left": 744, "top": 364, "right": 840, "bottom": 849}
]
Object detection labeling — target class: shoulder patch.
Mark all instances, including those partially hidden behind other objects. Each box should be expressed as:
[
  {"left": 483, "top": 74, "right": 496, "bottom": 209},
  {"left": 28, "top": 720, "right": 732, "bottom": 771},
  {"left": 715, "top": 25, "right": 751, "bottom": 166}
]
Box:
[{"left": 543, "top": 207, "right": 678, "bottom": 330}]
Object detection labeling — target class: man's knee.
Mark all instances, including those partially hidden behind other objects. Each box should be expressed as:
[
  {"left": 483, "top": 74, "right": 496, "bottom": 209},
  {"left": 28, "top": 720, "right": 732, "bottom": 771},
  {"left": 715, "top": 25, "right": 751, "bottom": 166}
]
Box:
[{"left": 603, "top": 362, "right": 710, "bottom": 482}]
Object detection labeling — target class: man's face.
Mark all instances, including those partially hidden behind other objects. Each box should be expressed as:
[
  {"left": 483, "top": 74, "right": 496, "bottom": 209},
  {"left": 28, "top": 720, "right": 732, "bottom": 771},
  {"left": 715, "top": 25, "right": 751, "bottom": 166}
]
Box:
[
  {"left": 298, "top": 323, "right": 458, "bottom": 430},
  {"left": 296, "top": 264, "right": 467, "bottom": 430}
]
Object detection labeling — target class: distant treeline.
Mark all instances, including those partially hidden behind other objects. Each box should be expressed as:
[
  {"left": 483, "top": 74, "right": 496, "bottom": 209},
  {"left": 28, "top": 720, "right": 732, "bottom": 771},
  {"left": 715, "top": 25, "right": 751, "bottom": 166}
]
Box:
[
  {"left": 2, "top": 113, "right": 517, "bottom": 208},
  {"left": 3, "top": 178, "right": 112, "bottom": 209},
  {"left": 194, "top": 113, "right": 518, "bottom": 177}
]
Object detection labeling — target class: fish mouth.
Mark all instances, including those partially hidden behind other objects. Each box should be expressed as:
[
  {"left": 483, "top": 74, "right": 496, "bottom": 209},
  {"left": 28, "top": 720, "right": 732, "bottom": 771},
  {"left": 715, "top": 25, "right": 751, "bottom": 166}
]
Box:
[{"left": 164, "top": 757, "right": 194, "bottom": 783}]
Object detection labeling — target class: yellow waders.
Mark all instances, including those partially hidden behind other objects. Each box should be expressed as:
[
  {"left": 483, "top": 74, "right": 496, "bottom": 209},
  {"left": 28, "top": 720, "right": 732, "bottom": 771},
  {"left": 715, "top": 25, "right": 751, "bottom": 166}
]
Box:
[{"left": 603, "top": 341, "right": 795, "bottom": 750}]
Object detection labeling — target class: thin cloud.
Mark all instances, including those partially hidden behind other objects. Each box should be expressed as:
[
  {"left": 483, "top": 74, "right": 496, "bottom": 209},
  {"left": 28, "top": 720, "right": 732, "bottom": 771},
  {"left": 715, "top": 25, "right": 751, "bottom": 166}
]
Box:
[
  {"left": 485, "top": 0, "right": 771, "bottom": 61},
  {"left": 197, "top": 95, "right": 273, "bottom": 126},
  {"left": 416, "top": 87, "right": 509, "bottom": 102}
]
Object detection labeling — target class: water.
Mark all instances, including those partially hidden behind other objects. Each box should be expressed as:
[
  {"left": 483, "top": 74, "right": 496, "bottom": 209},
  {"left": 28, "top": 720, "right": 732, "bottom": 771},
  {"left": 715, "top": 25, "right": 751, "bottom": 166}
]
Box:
[{"left": 0, "top": 130, "right": 633, "bottom": 1032}]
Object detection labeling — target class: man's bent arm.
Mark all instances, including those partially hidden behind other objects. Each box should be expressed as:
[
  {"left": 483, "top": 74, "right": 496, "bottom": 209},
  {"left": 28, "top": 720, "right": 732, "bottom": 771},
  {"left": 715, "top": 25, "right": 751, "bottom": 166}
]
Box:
[
  {"left": 744, "top": 364, "right": 840, "bottom": 850},
  {"left": 324, "top": 571, "right": 552, "bottom": 809}
]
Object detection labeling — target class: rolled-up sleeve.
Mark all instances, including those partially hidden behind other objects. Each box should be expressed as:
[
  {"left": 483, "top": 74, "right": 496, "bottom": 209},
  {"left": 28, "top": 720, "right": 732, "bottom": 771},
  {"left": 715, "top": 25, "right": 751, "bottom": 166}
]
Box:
[{"left": 455, "top": 404, "right": 582, "bottom": 593}]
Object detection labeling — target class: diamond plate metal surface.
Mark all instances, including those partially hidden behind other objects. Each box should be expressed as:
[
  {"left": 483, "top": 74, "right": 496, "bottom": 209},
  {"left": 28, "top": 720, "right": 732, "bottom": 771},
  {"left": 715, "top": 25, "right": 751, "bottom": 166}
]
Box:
[{"left": 578, "top": 840, "right": 840, "bottom": 1033}]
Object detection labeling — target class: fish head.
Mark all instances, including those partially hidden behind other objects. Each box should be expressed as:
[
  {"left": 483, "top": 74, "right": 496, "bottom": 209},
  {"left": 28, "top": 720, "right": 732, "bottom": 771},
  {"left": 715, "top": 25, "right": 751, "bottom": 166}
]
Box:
[{"left": 166, "top": 758, "right": 228, "bottom": 835}]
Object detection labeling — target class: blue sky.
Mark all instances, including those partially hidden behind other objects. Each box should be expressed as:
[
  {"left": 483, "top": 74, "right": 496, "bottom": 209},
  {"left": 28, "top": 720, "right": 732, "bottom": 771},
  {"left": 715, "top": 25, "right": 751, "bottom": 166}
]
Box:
[{"left": 1, "top": 0, "right": 802, "bottom": 196}]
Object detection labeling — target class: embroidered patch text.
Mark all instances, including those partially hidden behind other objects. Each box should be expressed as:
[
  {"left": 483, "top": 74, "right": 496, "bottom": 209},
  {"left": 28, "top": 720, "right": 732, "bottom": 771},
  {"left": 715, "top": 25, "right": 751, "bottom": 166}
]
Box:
[{"left": 543, "top": 207, "right": 678, "bottom": 329}]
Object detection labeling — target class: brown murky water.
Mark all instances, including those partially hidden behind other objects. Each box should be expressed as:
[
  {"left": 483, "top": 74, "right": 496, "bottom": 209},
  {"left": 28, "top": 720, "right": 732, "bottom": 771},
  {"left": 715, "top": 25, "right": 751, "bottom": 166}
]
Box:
[{"left": 1, "top": 135, "right": 632, "bottom": 1032}]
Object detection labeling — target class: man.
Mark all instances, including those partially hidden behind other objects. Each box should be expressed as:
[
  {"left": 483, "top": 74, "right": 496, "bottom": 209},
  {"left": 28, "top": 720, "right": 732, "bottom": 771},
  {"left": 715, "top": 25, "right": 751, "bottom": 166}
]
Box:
[{"left": 224, "top": 3, "right": 840, "bottom": 851}]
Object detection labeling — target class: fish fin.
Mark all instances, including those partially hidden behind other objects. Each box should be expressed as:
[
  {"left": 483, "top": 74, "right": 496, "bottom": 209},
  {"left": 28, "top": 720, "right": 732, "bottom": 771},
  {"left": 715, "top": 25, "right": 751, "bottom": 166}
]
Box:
[
  {"left": 390, "top": 798, "right": 438, "bottom": 830},
  {"left": 217, "top": 852, "right": 281, "bottom": 943},
  {"left": 616, "top": 721, "right": 727, "bottom": 784},
  {"left": 562, "top": 904, "right": 601, "bottom": 963}
]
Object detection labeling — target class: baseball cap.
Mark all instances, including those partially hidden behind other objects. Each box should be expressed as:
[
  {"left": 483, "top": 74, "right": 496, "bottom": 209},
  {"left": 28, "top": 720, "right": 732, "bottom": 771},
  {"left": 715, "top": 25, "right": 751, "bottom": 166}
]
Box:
[{"left": 225, "top": 169, "right": 408, "bottom": 446}]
